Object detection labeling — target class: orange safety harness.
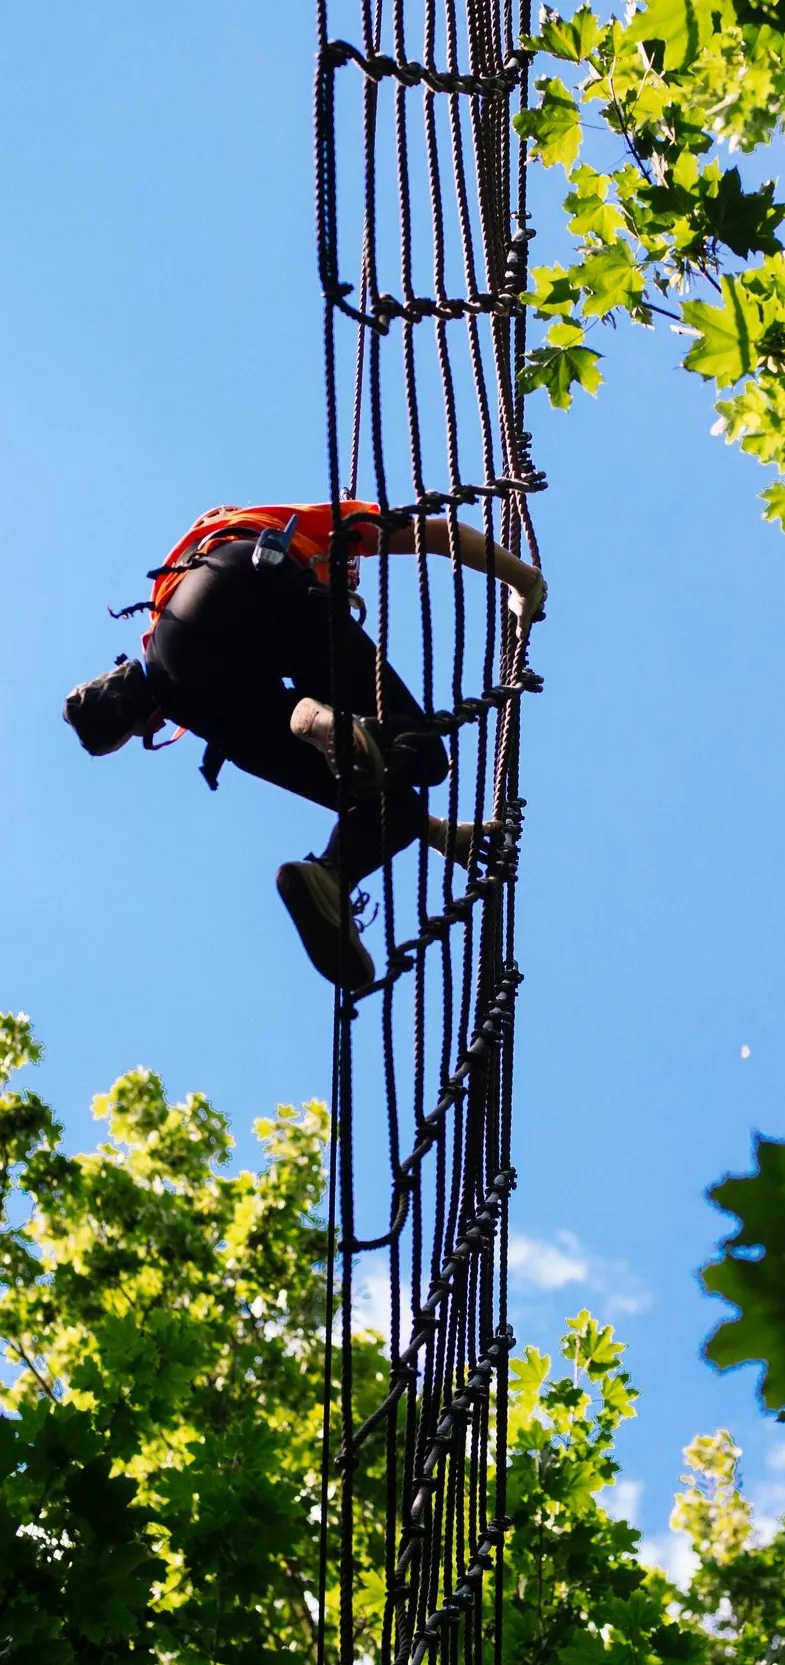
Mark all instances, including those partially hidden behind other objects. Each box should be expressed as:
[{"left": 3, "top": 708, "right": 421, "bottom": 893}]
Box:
[
  {"left": 142, "top": 502, "right": 371, "bottom": 650},
  {"left": 130, "top": 499, "right": 379, "bottom": 781}
]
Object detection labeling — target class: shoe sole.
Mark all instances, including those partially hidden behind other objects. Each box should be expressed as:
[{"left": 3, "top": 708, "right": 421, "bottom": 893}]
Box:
[
  {"left": 276, "top": 863, "right": 375, "bottom": 989},
  {"left": 429, "top": 819, "right": 503, "bottom": 870},
  {"left": 290, "top": 698, "right": 385, "bottom": 797}
]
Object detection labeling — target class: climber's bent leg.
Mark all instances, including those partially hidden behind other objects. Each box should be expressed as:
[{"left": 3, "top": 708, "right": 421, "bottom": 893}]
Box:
[
  {"left": 289, "top": 697, "right": 385, "bottom": 796},
  {"left": 286, "top": 605, "right": 450, "bottom": 887},
  {"left": 289, "top": 592, "right": 449, "bottom": 795},
  {"left": 315, "top": 782, "right": 425, "bottom": 889}
]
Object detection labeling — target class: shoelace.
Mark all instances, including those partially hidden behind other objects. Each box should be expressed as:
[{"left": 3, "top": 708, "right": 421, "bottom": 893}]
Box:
[
  {"left": 351, "top": 886, "right": 379, "bottom": 935},
  {"left": 304, "top": 857, "right": 379, "bottom": 935}
]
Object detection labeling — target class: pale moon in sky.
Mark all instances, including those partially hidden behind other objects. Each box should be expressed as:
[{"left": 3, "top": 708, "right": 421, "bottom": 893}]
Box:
[{"left": 740, "top": 1045, "right": 751, "bottom": 1059}]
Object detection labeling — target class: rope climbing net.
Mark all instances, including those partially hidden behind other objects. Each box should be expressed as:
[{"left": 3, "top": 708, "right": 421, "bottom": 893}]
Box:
[{"left": 315, "top": 2, "right": 542, "bottom": 1657}]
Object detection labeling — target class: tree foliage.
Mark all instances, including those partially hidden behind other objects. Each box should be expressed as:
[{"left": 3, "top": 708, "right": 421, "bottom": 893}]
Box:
[
  {"left": 0, "top": 1011, "right": 388, "bottom": 1661},
  {"left": 0, "top": 1012, "right": 782, "bottom": 1660},
  {"left": 701, "top": 1134, "right": 785, "bottom": 1416},
  {"left": 671, "top": 1429, "right": 785, "bottom": 1663},
  {"left": 514, "top": 0, "right": 785, "bottom": 526},
  {"left": 496, "top": 1315, "right": 704, "bottom": 1663}
]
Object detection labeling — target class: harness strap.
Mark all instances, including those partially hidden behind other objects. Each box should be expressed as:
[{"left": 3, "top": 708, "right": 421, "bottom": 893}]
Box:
[
  {"left": 142, "top": 711, "right": 187, "bottom": 751},
  {"left": 143, "top": 709, "right": 223, "bottom": 790},
  {"left": 199, "top": 743, "right": 225, "bottom": 792}
]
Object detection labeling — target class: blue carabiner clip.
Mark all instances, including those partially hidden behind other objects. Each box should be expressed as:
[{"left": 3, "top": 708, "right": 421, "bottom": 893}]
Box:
[{"left": 252, "top": 513, "right": 299, "bottom": 570}]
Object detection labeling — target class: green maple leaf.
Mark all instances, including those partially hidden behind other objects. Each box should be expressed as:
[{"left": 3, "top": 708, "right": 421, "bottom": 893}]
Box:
[
  {"left": 564, "top": 1310, "right": 625, "bottom": 1374},
  {"left": 640, "top": 180, "right": 700, "bottom": 227},
  {"left": 607, "top": 1517, "right": 641, "bottom": 1554},
  {"left": 701, "top": 1135, "right": 785, "bottom": 1412},
  {"left": 559, "top": 1630, "right": 607, "bottom": 1665},
  {"left": 761, "top": 482, "right": 785, "bottom": 529},
  {"left": 703, "top": 168, "right": 785, "bottom": 259},
  {"left": 547, "top": 320, "right": 586, "bottom": 348},
  {"left": 627, "top": 0, "right": 717, "bottom": 71},
  {"left": 514, "top": 78, "right": 583, "bottom": 169},
  {"left": 524, "top": 263, "right": 582, "bottom": 317},
  {"left": 682, "top": 276, "right": 761, "bottom": 386},
  {"left": 602, "top": 1371, "right": 638, "bottom": 1420},
  {"left": 509, "top": 1346, "right": 551, "bottom": 1422},
  {"left": 565, "top": 169, "right": 625, "bottom": 242},
  {"left": 524, "top": 5, "right": 605, "bottom": 61},
  {"left": 651, "top": 1622, "right": 707, "bottom": 1660},
  {"left": 580, "top": 241, "right": 646, "bottom": 315},
  {"left": 522, "top": 344, "right": 603, "bottom": 408},
  {"left": 673, "top": 152, "right": 700, "bottom": 191}
]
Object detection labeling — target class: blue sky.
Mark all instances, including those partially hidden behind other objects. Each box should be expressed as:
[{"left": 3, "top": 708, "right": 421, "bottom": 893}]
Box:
[{"left": 2, "top": 1, "right": 785, "bottom": 1554}]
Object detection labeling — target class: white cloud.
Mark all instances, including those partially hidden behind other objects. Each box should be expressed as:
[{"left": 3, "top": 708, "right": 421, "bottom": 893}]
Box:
[
  {"left": 753, "top": 1477, "right": 785, "bottom": 1508},
  {"left": 349, "top": 1229, "right": 651, "bottom": 1360},
  {"left": 603, "top": 1478, "right": 644, "bottom": 1527},
  {"left": 352, "top": 1259, "right": 411, "bottom": 1355},
  {"left": 508, "top": 1233, "right": 587, "bottom": 1290},
  {"left": 749, "top": 1470, "right": 785, "bottom": 1537},
  {"left": 596, "top": 1276, "right": 652, "bottom": 1319},
  {"left": 608, "top": 1291, "right": 648, "bottom": 1316},
  {"left": 639, "top": 1530, "right": 698, "bottom": 1590},
  {"left": 507, "top": 1229, "right": 652, "bottom": 1318},
  {"left": 744, "top": 1443, "right": 785, "bottom": 1531},
  {"left": 751, "top": 1510, "right": 782, "bottom": 1547}
]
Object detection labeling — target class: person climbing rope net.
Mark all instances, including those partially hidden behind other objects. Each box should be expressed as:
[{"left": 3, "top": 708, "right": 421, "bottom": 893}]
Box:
[{"left": 64, "top": 500, "right": 545, "bottom": 987}]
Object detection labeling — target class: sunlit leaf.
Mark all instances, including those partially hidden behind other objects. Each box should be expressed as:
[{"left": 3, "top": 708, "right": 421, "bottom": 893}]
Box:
[
  {"left": 514, "top": 77, "right": 583, "bottom": 169},
  {"left": 522, "top": 343, "right": 603, "bottom": 408},
  {"left": 525, "top": 5, "right": 605, "bottom": 61},
  {"left": 627, "top": 0, "right": 716, "bottom": 71},
  {"left": 683, "top": 277, "right": 761, "bottom": 385}
]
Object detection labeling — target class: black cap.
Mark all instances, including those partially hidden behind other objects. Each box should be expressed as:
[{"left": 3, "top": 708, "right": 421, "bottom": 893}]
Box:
[{"left": 63, "top": 659, "right": 157, "bottom": 756}]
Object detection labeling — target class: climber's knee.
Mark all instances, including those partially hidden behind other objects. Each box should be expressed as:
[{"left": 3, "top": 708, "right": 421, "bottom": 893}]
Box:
[
  {"left": 403, "top": 733, "right": 448, "bottom": 791},
  {"left": 426, "top": 738, "right": 449, "bottom": 788}
]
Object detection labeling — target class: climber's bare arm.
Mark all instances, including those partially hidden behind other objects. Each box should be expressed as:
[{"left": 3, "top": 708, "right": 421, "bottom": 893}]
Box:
[{"left": 380, "top": 516, "right": 546, "bottom": 627}]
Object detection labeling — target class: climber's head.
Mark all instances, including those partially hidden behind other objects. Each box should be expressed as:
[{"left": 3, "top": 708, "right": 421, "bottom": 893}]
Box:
[{"left": 63, "top": 658, "right": 157, "bottom": 756}]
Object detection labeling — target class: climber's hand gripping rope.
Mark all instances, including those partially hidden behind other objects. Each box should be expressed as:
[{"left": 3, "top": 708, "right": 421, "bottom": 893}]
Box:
[{"left": 507, "top": 572, "right": 547, "bottom": 641}]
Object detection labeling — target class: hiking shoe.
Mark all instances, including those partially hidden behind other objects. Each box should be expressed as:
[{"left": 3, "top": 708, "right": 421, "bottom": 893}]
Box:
[
  {"left": 427, "top": 816, "right": 503, "bottom": 871},
  {"left": 276, "top": 860, "right": 375, "bottom": 988},
  {"left": 290, "top": 698, "right": 385, "bottom": 797}
]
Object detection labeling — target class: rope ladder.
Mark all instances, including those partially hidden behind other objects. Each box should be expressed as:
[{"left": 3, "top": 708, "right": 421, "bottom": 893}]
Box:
[{"left": 315, "top": 2, "right": 544, "bottom": 1656}]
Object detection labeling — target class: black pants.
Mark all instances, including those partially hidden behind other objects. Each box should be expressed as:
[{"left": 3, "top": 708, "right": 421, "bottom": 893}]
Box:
[{"left": 145, "top": 540, "right": 448, "bottom": 886}]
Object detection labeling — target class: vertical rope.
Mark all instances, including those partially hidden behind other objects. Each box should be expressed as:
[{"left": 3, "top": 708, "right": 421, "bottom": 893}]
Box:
[{"left": 316, "top": 995, "right": 341, "bottom": 1665}]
